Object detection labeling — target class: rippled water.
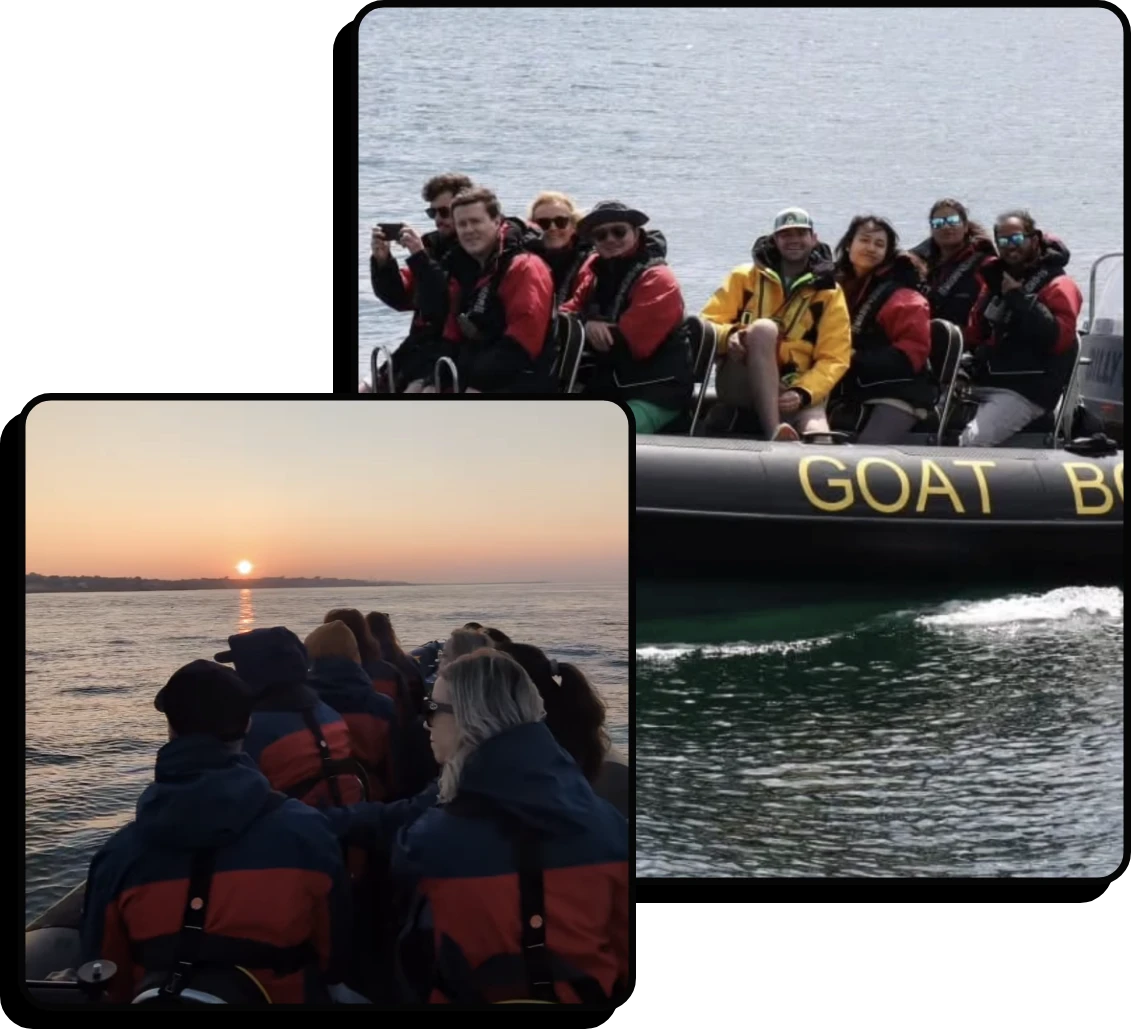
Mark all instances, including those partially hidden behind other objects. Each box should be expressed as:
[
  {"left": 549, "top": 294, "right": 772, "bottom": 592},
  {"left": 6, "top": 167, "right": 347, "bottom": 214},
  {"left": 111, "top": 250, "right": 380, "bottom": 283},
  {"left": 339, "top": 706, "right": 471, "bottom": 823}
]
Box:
[
  {"left": 358, "top": 6, "right": 1123, "bottom": 381},
  {"left": 25, "top": 583, "right": 627, "bottom": 920},
  {"left": 636, "top": 585, "right": 1123, "bottom": 877}
]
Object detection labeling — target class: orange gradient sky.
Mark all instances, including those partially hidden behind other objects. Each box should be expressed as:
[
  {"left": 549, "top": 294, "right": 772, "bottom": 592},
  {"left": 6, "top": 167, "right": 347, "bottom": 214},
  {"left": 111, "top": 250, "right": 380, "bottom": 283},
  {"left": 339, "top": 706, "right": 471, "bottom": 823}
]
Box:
[{"left": 26, "top": 400, "right": 628, "bottom": 583}]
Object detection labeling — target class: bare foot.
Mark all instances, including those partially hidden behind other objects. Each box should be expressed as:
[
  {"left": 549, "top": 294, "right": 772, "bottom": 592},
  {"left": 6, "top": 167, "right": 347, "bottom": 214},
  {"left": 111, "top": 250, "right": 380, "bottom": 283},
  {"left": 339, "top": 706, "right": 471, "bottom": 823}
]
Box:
[{"left": 772, "top": 423, "right": 801, "bottom": 442}]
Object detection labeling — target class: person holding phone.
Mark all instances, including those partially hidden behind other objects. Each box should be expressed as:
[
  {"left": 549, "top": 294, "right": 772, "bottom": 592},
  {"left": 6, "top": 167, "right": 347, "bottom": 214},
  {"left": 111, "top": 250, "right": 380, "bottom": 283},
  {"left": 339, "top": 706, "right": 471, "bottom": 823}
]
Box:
[
  {"left": 959, "top": 210, "right": 1082, "bottom": 446},
  {"left": 370, "top": 172, "right": 474, "bottom": 392}
]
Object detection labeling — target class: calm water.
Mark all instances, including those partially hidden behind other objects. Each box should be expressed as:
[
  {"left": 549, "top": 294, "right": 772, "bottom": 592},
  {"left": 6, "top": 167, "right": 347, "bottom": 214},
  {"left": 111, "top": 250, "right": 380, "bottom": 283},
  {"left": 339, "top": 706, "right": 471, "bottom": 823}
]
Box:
[
  {"left": 357, "top": 7, "right": 1123, "bottom": 381},
  {"left": 636, "top": 584, "right": 1123, "bottom": 877},
  {"left": 25, "top": 583, "right": 627, "bottom": 920}
]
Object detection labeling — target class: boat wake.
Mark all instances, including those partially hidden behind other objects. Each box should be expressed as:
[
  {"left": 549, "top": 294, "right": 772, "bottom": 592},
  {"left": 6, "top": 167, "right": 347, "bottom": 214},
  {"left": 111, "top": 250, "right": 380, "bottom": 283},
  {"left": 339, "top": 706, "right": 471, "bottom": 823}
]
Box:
[
  {"left": 637, "top": 635, "right": 835, "bottom": 665},
  {"left": 916, "top": 586, "right": 1123, "bottom": 629}
]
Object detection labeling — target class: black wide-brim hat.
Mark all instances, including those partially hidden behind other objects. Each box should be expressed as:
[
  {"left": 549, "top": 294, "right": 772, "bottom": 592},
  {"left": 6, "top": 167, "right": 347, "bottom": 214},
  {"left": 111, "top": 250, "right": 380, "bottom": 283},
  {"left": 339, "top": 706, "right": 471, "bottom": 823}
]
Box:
[{"left": 577, "top": 200, "right": 649, "bottom": 237}]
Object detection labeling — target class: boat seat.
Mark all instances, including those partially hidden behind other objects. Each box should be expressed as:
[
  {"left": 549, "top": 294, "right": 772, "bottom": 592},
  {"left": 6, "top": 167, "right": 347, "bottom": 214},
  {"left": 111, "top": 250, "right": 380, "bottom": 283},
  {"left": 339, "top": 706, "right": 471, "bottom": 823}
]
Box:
[
  {"left": 649, "top": 316, "right": 719, "bottom": 435},
  {"left": 551, "top": 311, "right": 586, "bottom": 393}
]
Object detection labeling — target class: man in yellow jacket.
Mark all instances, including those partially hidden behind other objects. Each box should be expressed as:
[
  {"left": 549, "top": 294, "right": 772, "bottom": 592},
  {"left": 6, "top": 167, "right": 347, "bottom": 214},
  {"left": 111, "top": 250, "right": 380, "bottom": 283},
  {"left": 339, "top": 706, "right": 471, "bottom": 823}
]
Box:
[{"left": 701, "top": 207, "right": 852, "bottom": 440}]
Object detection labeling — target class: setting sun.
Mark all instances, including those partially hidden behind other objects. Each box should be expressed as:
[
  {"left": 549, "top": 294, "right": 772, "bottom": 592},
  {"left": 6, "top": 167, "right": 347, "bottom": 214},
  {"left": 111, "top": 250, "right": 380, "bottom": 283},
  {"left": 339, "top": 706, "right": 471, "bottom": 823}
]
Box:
[{"left": 236, "top": 560, "right": 253, "bottom": 576}]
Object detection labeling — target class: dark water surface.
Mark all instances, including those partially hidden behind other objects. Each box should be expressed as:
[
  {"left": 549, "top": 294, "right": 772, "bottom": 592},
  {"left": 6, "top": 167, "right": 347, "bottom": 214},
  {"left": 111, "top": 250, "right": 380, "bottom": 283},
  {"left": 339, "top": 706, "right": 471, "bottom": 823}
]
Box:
[{"left": 637, "top": 583, "right": 1122, "bottom": 877}]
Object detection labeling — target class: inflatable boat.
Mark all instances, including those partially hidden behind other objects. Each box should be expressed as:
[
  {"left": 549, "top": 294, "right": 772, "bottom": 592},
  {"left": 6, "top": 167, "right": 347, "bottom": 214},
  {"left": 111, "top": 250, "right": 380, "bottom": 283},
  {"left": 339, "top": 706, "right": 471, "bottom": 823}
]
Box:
[{"left": 636, "top": 252, "right": 1123, "bottom": 583}]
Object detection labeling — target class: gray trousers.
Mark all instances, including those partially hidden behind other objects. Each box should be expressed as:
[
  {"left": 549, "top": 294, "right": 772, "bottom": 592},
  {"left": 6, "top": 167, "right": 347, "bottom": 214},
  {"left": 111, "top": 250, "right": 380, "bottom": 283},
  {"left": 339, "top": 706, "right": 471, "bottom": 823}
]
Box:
[{"left": 959, "top": 387, "right": 1046, "bottom": 447}]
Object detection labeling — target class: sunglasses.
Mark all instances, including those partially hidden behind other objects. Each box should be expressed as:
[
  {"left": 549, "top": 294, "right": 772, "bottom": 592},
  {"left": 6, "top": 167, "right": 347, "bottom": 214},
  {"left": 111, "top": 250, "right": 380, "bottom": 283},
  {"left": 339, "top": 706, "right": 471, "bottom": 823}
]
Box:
[
  {"left": 930, "top": 214, "right": 963, "bottom": 230},
  {"left": 424, "top": 699, "right": 453, "bottom": 724},
  {"left": 425, "top": 205, "right": 452, "bottom": 220},
  {"left": 591, "top": 224, "right": 631, "bottom": 243},
  {"left": 996, "top": 233, "right": 1028, "bottom": 249},
  {"left": 535, "top": 216, "right": 572, "bottom": 231}
]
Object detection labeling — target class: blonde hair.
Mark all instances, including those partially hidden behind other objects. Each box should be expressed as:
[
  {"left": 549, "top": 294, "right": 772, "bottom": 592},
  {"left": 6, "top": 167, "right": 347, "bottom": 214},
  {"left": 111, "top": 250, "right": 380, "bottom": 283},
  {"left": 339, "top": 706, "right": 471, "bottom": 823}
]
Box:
[
  {"left": 528, "top": 191, "right": 582, "bottom": 226},
  {"left": 437, "top": 648, "right": 545, "bottom": 803},
  {"left": 440, "top": 628, "right": 493, "bottom": 670}
]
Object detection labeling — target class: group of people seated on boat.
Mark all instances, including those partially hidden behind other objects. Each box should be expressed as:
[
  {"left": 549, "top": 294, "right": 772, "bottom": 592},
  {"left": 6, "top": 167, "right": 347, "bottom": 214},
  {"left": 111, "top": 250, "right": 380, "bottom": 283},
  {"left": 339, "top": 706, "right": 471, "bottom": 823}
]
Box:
[
  {"left": 364, "top": 171, "right": 1083, "bottom": 446},
  {"left": 54, "top": 609, "right": 628, "bottom": 1005}
]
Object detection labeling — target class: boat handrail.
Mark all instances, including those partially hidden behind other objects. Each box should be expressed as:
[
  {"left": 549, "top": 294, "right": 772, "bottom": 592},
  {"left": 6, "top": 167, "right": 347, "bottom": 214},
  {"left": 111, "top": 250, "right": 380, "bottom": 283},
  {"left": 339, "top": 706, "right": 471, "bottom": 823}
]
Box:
[{"left": 434, "top": 356, "right": 459, "bottom": 394}]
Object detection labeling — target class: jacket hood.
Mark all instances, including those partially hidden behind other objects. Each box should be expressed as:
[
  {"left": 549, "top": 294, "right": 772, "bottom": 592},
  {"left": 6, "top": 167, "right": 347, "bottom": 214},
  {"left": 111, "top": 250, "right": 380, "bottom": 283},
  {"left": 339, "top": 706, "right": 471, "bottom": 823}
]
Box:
[
  {"left": 136, "top": 734, "right": 275, "bottom": 850},
  {"left": 218, "top": 627, "right": 307, "bottom": 695},
  {"left": 752, "top": 235, "right": 836, "bottom": 287},
  {"left": 307, "top": 655, "right": 381, "bottom": 705},
  {"left": 454, "top": 721, "right": 605, "bottom": 837},
  {"left": 878, "top": 250, "right": 927, "bottom": 289}
]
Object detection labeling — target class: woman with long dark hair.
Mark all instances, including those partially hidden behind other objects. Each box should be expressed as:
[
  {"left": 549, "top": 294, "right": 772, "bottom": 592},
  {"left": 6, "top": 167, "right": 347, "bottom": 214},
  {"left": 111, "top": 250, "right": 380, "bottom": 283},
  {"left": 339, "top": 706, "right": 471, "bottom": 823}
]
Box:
[
  {"left": 495, "top": 641, "right": 628, "bottom": 817},
  {"left": 910, "top": 197, "right": 995, "bottom": 328},
  {"left": 365, "top": 611, "right": 426, "bottom": 714}
]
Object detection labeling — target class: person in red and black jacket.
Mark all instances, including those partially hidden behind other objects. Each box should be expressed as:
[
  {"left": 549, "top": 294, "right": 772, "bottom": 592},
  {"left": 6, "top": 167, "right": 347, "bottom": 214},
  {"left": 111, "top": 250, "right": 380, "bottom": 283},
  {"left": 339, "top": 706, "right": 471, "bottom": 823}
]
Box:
[
  {"left": 910, "top": 198, "right": 996, "bottom": 329},
  {"left": 305, "top": 621, "right": 399, "bottom": 804},
  {"left": 222, "top": 627, "right": 368, "bottom": 811},
  {"left": 324, "top": 608, "right": 411, "bottom": 726},
  {"left": 830, "top": 215, "right": 934, "bottom": 444},
  {"left": 392, "top": 648, "right": 628, "bottom": 1005},
  {"left": 560, "top": 200, "right": 693, "bottom": 434},
  {"left": 961, "top": 210, "right": 1083, "bottom": 447},
  {"left": 368, "top": 172, "right": 474, "bottom": 393},
  {"left": 78, "top": 660, "right": 352, "bottom": 1004},
  {"left": 439, "top": 186, "right": 556, "bottom": 394}
]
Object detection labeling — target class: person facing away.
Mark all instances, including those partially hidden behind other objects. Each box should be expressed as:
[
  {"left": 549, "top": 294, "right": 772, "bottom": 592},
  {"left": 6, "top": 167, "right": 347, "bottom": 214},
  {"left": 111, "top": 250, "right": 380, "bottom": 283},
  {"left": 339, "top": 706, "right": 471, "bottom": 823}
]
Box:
[
  {"left": 960, "top": 209, "right": 1083, "bottom": 447},
  {"left": 439, "top": 186, "right": 556, "bottom": 394},
  {"left": 365, "top": 611, "right": 427, "bottom": 716},
  {"left": 394, "top": 648, "right": 629, "bottom": 1004},
  {"left": 910, "top": 197, "right": 996, "bottom": 328},
  {"left": 525, "top": 190, "right": 594, "bottom": 310},
  {"left": 700, "top": 206, "right": 852, "bottom": 440},
  {"left": 79, "top": 659, "right": 351, "bottom": 1004},
  {"left": 560, "top": 200, "right": 693, "bottom": 434},
  {"left": 219, "top": 626, "right": 367, "bottom": 809},
  {"left": 828, "top": 215, "right": 935, "bottom": 444},
  {"left": 495, "top": 641, "right": 628, "bottom": 818},
  {"left": 304, "top": 621, "right": 399, "bottom": 803},
  {"left": 369, "top": 172, "right": 474, "bottom": 393},
  {"left": 324, "top": 608, "right": 411, "bottom": 727},
  {"left": 438, "top": 628, "right": 494, "bottom": 673}
]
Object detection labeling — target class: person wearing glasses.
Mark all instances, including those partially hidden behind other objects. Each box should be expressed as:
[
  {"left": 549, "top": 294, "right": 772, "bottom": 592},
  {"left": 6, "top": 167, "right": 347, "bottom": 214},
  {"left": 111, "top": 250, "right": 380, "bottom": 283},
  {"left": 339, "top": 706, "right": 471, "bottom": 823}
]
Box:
[
  {"left": 525, "top": 191, "right": 593, "bottom": 308},
  {"left": 910, "top": 198, "right": 996, "bottom": 328},
  {"left": 399, "top": 649, "right": 628, "bottom": 1003},
  {"left": 826, "top": 215, "right": 934, "bottom": 443},
  {"left": 370, "top": 172, "right": 474, "bottom": 392},
  {"left": 439, "top": 187, "right": 556, "bottom": 393},
  {"left": 960, "top": 210, "right": 1083, "bottom": 447},
  {"left": 559, "top": 200, "right": 693, "bottom": 433},
  {"left": 700, "top": 207, "right": 852, "bottom": 440}
]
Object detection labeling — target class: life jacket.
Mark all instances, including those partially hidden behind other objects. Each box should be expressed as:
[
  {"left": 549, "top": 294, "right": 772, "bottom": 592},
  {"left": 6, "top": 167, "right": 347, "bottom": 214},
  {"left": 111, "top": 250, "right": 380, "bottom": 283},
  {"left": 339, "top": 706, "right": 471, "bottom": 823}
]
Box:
[
  {"left": 425, "top": 794, "right": 628, "bottom": 1006},
  {"left": 911, "top": 234, "right": 996, "bottom": 327},
  {"left": 130, "top": 792, "right": 307, "bottom": 1005},
  {"left": 835, "top": 253, "right": 936, "bottom": 411},
  {"left": 581, "top": 229, "right": 693, "bottom": 409},
  {"left": 971, "top": 234, "right": 1081, "bottom": 409}
]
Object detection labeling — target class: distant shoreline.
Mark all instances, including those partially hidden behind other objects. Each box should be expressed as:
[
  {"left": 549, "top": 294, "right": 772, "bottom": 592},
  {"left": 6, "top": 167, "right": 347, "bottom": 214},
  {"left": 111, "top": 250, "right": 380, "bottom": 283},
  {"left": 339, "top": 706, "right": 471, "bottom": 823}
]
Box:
[{"left": 25, "top": 574, "right": 564, "bottom": 594}]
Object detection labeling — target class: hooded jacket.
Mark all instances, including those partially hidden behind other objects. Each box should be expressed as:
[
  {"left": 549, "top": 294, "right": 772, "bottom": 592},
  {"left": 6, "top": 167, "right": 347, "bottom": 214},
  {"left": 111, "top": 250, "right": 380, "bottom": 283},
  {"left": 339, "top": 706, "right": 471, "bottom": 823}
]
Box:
[
  {"left": 79, "top": 735, "right": 350, "bottom": 1004},
  {"left": 441, "top": 217, "right": 555, "bottom": 392},
  {"left": 392, "top": 722, "right": 628, "bottom": 1004},
  {"left": 307, "top": 655, "right": 399, "bottom": 802},
  {"left": 701, "top": 236, "right": 852, "bottom": 407},
  {"left": 834, "top": 252, "right": 935, "bottom": 410},
  {"left": 966, "top": 233, "right": 1083, "bottom": 409},
  {"left": 225, "top": 628, "right": 366, "bottom": 809},
  {"left": 560, "top": 229, "right": 693, "bottom": 410},
  {"left": 371, "top": 229, "right": 457, "bottom": 390},
  {"left": 526, "top": 232, "right": 595, "bottom": 309},
  {"left": 910, "top": 231, "right": 996, "bottom": 328}
]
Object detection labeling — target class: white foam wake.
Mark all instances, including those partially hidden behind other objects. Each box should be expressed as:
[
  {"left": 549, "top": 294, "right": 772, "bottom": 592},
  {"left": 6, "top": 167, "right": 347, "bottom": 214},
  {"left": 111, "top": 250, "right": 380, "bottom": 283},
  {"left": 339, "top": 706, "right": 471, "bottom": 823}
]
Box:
[
  {"left": 917, "top": 586, "right": 1123, "bottom": 629},
  {"left": 637, "top": 636, "right": 834, "bottom": 665}
]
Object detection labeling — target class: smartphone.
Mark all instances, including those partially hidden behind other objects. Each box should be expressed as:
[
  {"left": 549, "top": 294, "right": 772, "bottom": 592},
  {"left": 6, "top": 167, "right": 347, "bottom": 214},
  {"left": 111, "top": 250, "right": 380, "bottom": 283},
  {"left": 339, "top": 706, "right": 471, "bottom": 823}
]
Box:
[{"left": 377, "top": 222, "right": 406, "bottom": 242}]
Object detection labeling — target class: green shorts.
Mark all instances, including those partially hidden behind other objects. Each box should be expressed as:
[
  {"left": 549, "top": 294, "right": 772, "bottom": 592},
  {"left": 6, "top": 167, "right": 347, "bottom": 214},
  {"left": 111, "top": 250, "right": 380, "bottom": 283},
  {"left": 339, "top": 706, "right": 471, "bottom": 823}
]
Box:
[{"left": 627, "top": 399, "right": 681, "bottom": 435}]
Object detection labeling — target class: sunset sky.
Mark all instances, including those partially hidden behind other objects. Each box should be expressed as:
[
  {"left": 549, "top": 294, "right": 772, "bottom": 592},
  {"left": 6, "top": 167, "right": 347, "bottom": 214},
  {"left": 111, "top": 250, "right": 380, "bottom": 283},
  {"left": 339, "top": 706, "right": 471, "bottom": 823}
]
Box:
[{"left": 25, "top": 401, "right": 629, "bottom": 583}]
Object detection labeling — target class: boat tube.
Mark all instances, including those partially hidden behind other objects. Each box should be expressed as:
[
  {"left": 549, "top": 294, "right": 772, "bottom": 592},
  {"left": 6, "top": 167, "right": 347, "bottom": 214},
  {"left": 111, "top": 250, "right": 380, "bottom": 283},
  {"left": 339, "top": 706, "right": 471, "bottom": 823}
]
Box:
[{"left": 637, "top": 436, "right": 1123, "bottom": 582}]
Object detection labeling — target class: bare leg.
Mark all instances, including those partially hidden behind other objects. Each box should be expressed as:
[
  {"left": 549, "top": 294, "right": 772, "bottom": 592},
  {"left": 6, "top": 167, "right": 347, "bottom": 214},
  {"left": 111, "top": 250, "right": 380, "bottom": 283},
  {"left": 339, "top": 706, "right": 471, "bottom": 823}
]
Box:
[
  {"left": 793, "top": 403, "right": 830, "bottom": 435},
  {"left": 404, "top": 380, "right": 425, "bottom": 394},
  {"left": 745, "top": 319, "right": 785, "bottom": 440}
]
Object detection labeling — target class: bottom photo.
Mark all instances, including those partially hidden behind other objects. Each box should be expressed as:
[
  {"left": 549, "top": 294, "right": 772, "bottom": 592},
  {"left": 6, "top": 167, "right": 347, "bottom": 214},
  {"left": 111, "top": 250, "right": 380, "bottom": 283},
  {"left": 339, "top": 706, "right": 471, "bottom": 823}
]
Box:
[{"left": 22, "top": 398, "right": 630, "bottom": 1010}]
